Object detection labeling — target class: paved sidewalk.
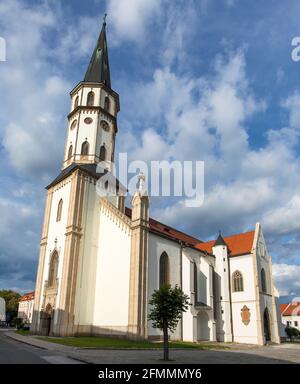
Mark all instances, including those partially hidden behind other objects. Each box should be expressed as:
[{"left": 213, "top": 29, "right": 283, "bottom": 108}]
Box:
[{"left": 5, "top": 332, "right": 300, "bottom": 364}]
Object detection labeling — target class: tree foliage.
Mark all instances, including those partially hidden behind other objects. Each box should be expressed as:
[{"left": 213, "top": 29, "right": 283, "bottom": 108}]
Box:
[
  {"left": 0, "top": 290, "right": 21, "bottom": 320},
  {"left": 285, "top": 326, "right": 300, "bottom": 341},
  {"left": 148, "top": 284, "right": 190, "bottom": 360}
]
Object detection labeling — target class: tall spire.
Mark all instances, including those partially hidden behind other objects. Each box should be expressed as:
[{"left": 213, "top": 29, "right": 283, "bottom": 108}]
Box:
[{"left": 84, "top": 14, "right": 111, "bottom": 87}]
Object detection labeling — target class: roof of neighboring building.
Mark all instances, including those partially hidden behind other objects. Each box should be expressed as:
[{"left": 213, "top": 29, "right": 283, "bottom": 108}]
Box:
[
  {"left": 19, "top": 292, "right": 35, "bottom": 302},
  {"left": 281, "top": 302, "right": 300, "bottom": 316},
  {"left": 194, "top": 230, "right": 255, "bottom": 257}
]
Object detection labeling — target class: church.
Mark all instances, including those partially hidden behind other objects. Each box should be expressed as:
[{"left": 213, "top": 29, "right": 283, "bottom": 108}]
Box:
[{"left": 32, "top": 18, "right": 281, "bottom": 345}]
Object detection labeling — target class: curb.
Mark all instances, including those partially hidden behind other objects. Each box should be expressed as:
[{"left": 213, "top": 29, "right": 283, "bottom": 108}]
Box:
[{"left": 5, "top": 332, "right": 53, "bottom": 351}]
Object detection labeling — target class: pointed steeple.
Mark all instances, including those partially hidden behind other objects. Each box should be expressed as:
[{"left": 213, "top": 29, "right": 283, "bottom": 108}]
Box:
[
  {"left": 214, "top": 231, "right": 227, "bottom": 247},
  {"left": 84, "top": 14, "right": 111, "bottom": 87}
]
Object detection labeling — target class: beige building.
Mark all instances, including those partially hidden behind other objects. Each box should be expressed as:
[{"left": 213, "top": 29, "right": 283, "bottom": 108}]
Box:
[
  {"left": 31, "top": 18, "right": 281, "bottom": 345},
  {"left": 18, "top": 292, "right": 35, "bottom": 324}
]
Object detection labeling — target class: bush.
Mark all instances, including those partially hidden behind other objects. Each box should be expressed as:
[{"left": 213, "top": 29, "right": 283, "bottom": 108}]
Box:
[
  {"left": 285, "top": 326, "right": 300, "bottom": 341},
  {"left": 13, "top": 317, "right": 24, "bottom": 329}
]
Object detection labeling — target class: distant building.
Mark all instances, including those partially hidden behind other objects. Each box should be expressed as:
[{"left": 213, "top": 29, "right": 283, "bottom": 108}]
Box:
[
  {"left": 0, "top": 297, "right": 5, "bottom": 322},
  {"left": 18, "top": 292, "right": 35, "bottom": 324},
  {"left": 281, "top": 302, "right": 300, "bottom": 332}
]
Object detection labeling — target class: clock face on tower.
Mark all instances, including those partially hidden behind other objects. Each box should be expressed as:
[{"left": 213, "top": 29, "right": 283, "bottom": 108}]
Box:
[
  {"left": 70, "top": 120, "right": 77, "bottom": 130},
  {"left": 100, "top": 120, "right": 109, "bottom": 132},
  {"left": 84, "top": 117, "right": 93, "bottom": 124}
]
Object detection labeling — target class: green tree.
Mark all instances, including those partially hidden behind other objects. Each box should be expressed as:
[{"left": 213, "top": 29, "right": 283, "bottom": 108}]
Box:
[
  {"left": 0, "top": 290, "right": 21, "bottom": 323},
  {"left": 285, "top": 326, "right": 300, "bottom": 342},
  {"left": 148, "top": 284, "right": 190, "bottom": 361}
]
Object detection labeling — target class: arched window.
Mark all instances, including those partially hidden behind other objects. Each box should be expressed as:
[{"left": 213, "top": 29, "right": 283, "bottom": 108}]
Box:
[
  {"left": 104, "top": 96, "right": 110, "bottom": 112},
  {"left": 87, "top": 91, "right": 94, "bottom": 106},
  {"left": 159, "top": 252, "right": 169, "bottom": 287},
  {"left": 56, "top": 199, "right": 63, "bottom": 222},
  {"left": 81, "top": 141, "right": 89, "bottom": 156},
  {"left": 67, "top": 145, "right": 73, "bottom": 159},
  {"left": 100, "top": 145, "right": 106, "bottom": 161},
  {"left": 48, "top": 251, "right": 58, "bottom": 287},
  {"left": 232, "top": 270, "right": 244, "bottom": 292},
  {"left": 261, "top": 268, "right": 267, "bottom": 293},
  {"left": 74, "top": 96, "right": 79, "bottom": 109},
  {"left": 194, "top": 262, "right": 198, "bottom": 302}
]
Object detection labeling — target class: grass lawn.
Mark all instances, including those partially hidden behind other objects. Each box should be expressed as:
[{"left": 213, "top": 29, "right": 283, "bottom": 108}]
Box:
[
  {"left": 16, "top": 329, "right": 31, "bottom": 336},
  {"left": 38, "top": 336, "right": 227, "bottom": 350}
]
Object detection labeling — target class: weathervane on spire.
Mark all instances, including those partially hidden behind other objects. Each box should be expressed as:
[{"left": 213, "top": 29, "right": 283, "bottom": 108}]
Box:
[{"left": 103, "top": 13, "right": 107, "bottom": 26}]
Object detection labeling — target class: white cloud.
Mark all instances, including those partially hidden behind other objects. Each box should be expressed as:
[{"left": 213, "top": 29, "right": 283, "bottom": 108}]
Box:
[
  {"left": 273, "top": 264, "right": 300, "bottom": 297},
  {"left": 106, "top": 0, "right": 161, "bottom": 44}
]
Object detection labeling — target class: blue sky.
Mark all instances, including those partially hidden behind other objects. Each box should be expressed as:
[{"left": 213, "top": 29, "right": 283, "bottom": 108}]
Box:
[{"left": 0, "top": 0, "right": 299, "bottom": 301}]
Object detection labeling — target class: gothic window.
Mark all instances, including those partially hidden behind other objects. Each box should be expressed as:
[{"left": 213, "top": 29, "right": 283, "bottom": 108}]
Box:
[
  {"left": 100, "top": 145, "right": 106, "bottom": 161},
  {"left": 104, "top": 96, "right": 110, "bottom": 112},
  {"left": 87, "top": 91, "right": 95, "bottom": 106},
  {"left": 159, "top": 252, "right": 170, "bottom": 287},
  {"left": 48, "top": 251, "right": 58, "bottom": 287},
  {"left": 56, "top": 199, "right": 63, "bottom": 222},
  {"left": 74, "top": 96, "right": 79, "bottom": 109},
  {"left": 232, "top": 270, "right": 244, "bottom": 292},
  {"left": 261, "top": 268, "right": 267, "bottom": 293},
  {"left": 67, "top": 145, "right": 73, "bottom": 159},
  {"left": 81, "top": 141, "right": 89, "bottom": 156},
  {"left": 194, "top": 262, "right": 198, "bottom": 302}
]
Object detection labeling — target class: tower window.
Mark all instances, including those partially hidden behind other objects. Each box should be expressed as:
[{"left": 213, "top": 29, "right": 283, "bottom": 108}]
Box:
[
  {"left": 67, "top": 145, "right": 73, "bottom": 160},
  {"left": 104, "top": 96, "right": 110, "bottom": 112},
  {"left": 56, "top": 199, "right": 63, "bottom": 222},
  {"left": 74, "top": 96, "right": 79, "bottom": 109},
  {"left": 232, "top": 270, "right": 244, "bottom": 292},
  {"left": 81, "top": 141, "right": 89, "bottom": 156},
  {"left": 87, "top": 91, "right": 95, "bottom": 106},
  {"left": 48, "top": 251, "right": 58, "bottom": 287},
  {"left": 100, "top": 145, "right": 106, "bottom": 161},
  {"left": 159, "top": 252, "right": 170, "bottom": 287},
  {"left": 261, "top": 268, "right": 267, "bottom": 293}
]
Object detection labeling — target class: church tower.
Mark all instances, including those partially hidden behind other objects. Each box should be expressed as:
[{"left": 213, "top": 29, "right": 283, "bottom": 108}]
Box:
[
  {"left": 63, "top": 15, "right": 119, "bottom": 171},
  {"left": 32, "top": 17, "right": 122, "bottom": 336}
]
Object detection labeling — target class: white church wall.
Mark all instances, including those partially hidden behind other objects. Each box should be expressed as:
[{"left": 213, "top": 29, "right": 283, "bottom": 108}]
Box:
[
  {"left": 256, "top": 229, "right": 280, "bottom": 343},
  {"left": 147, "top": 234, "right": 181, "bottom": 339},
  {"left": 41, "top": 180, "right": 72, "bottom": 323},
  {"left": 230, "top": 254, "right": 260, "bottom": 344},
  {"left": 73, "top": 181, "right": 100, "bottom": 329},
  {"left": 92, "top": 202, "right": 131, "bottom": 331},
  {"left": 182, "top": 251, "right": 195, "bottom": 342}
]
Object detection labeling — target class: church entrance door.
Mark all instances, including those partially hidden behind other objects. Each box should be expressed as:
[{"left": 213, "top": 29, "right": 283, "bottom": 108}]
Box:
[
  {"left": 263, "top": 308, "right": 271, "bottom": 343},
  {"left": 43, "top": 304, "right": 53, "bottom": 336}
]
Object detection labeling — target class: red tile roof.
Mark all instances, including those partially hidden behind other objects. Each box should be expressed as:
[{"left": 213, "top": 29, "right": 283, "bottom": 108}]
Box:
[
  {"left": 125, "top": 207, "right": 201, "bottom": 246},
  {"left": 19, "top": 291, "right": 35, "bottom": 302},
  {"left": 196, "top": 231, "right": 255, "bottom": 257},
  {"left": 281, "top": 302, "right": 300, "bottom": 316},
  {"left": 125, "top": 207, "right": 254, "bottom": 257}
]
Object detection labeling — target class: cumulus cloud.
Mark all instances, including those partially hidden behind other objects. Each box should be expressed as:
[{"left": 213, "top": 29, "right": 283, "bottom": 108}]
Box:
[
  {"left": 106, "top": 0, "right": 161, "bottom": 44},
  {"left": 273, "top": 264, "right": 300, "bottom": 297}
]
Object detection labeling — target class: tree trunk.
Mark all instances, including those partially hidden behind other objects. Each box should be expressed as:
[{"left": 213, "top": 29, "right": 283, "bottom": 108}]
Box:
[{"left": 163, "top": 322, "right": 169, "bottom": 361}]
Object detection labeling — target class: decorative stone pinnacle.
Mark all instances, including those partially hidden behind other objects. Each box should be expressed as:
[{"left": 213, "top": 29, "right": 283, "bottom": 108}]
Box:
[{"left": 138, "top": 172, "right": 146, "bottom": 193}]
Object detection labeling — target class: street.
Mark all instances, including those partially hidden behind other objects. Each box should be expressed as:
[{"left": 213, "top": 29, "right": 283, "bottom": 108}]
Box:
[{"left": 0, "top": 331, "right": 83, "bottom": 364}]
